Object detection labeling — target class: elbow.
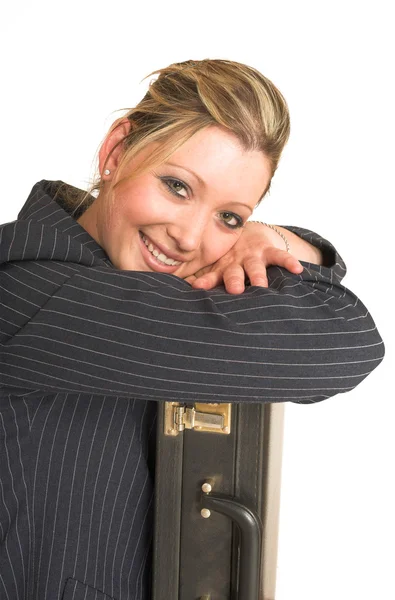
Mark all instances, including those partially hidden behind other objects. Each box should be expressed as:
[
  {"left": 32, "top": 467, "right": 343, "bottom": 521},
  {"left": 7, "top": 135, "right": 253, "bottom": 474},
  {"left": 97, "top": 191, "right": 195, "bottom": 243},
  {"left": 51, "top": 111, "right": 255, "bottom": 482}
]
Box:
[
  {"left": 335, "top": 324, "right": 385, "bottom": 397},
  {"left": 295, "top": 324, "right": 385, "bottom": 406}
]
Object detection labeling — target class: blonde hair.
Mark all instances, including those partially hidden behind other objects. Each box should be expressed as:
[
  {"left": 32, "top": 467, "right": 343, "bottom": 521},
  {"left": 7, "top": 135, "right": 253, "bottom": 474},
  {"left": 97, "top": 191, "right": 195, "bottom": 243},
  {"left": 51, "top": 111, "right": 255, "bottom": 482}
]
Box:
[{"left": 66, "top": 59, "right": 290, "bottom": 215}]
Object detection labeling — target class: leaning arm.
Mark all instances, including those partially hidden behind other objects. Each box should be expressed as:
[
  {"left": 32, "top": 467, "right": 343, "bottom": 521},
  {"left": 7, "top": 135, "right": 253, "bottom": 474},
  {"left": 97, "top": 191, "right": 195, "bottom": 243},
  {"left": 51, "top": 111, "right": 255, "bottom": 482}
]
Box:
[{"left": 0, "top": 245, "right": 384, "bottom": 404}]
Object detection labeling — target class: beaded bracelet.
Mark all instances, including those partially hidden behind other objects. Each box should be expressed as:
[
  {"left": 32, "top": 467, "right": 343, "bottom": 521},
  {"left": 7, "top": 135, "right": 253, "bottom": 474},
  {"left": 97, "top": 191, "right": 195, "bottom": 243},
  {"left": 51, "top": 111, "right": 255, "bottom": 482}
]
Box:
[{"left": 248, "top": 221, "right": 290, "bottom": 252}]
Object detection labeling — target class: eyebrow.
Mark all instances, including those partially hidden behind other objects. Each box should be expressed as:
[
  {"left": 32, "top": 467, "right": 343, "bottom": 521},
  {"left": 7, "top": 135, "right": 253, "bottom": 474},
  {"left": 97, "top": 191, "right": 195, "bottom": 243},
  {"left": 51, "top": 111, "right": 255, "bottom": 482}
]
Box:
[{"left": 164, "top": 162, "right": 206, "bottom": 188}]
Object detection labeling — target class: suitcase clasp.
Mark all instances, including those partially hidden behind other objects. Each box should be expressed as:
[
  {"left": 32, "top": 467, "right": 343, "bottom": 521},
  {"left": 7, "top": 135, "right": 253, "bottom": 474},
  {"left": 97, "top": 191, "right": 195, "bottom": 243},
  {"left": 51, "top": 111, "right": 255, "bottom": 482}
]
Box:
[{"left": 164, "top": 402, "right": 232, "bottom": 436}]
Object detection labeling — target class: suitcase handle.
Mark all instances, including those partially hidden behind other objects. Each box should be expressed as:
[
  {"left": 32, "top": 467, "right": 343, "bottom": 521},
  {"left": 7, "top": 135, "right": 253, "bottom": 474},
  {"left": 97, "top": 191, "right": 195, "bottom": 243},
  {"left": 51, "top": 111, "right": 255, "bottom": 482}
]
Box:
[{"left": 201, "top": 492, "right": 262, "bottom": 600}]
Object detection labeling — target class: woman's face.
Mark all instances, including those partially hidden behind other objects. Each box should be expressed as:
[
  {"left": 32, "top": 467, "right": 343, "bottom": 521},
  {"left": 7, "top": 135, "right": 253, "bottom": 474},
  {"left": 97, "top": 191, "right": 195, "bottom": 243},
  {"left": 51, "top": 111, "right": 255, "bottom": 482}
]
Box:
[{"left": 82, "top": 126, "right": 272, "bottom": 278}]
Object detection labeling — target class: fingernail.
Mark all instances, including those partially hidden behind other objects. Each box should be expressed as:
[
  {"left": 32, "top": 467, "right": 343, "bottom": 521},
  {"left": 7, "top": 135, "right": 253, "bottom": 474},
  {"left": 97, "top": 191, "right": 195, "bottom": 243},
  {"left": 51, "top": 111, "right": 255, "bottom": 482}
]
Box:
[
  {"left": 232, "top": 285, "right": 244, "bottom": 294},
  {"left": 255, "top": 279, "right": 268, "bottom": 287}
]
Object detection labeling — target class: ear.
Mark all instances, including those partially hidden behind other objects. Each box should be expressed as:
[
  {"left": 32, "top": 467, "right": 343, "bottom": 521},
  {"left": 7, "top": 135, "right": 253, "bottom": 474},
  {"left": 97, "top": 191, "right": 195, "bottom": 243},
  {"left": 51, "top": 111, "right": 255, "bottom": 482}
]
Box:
[{"left": 98, "top": 118, "right": 132, "bottom": 176}]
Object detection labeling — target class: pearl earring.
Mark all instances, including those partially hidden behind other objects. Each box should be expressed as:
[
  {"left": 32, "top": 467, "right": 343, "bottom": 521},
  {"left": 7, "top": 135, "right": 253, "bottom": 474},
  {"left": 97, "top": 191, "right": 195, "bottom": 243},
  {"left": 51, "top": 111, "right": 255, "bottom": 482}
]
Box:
[{"left": 104, "top": 169, "right": 111, "bottom": 176}]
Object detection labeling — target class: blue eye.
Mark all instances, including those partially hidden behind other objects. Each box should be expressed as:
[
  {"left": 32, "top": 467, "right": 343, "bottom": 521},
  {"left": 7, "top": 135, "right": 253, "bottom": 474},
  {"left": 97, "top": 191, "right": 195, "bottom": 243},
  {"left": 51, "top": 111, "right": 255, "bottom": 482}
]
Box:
[
  {"left": 220, "top": 211, "right": 243, "bottom": 229},
  {"left": 161, "top": 177, "right": 189, "bottom": 199}
]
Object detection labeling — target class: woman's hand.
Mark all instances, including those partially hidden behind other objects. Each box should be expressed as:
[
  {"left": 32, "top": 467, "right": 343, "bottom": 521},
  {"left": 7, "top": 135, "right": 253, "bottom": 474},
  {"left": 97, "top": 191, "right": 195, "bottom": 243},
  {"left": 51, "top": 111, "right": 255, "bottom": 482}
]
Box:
[{"left": 184, "top": 222, "right": 304, "bottom": 294}]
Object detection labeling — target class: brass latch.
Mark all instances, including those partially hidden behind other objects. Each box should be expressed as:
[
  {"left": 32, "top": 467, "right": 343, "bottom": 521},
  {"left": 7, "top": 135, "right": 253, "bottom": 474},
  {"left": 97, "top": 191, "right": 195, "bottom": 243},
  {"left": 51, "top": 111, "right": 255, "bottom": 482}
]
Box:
[{"left": 164, "top": 402, "right": 231, "bottom": 436}]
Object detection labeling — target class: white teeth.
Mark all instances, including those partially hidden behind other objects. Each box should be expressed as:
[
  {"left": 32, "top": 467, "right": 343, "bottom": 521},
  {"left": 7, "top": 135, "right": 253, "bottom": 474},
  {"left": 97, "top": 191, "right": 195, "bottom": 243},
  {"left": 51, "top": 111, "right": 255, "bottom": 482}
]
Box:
[{"left": 141, "top": 234, "right": 182, "bottom": 266}]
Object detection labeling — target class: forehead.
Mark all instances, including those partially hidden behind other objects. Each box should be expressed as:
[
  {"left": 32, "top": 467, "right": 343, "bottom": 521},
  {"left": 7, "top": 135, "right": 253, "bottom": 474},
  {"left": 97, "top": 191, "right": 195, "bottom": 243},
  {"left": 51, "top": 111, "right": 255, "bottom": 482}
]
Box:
[{"left": 165, "top": 126, "right": 272, "bottom": 208}]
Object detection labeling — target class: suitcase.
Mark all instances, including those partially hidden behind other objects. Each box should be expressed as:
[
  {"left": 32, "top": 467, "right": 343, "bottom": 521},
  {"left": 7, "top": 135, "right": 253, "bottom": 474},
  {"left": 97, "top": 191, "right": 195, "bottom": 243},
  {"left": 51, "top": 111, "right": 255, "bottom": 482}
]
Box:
[{"left": 152, "top": 401, "right": 285, "bottom": 600}]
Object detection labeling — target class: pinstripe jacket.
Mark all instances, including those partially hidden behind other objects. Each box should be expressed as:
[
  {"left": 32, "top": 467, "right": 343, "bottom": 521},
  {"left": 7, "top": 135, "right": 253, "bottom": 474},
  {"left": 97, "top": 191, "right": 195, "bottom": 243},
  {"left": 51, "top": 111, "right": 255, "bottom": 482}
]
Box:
[{"left": 0, "top": 180, "right": 384, "bottom": 599}]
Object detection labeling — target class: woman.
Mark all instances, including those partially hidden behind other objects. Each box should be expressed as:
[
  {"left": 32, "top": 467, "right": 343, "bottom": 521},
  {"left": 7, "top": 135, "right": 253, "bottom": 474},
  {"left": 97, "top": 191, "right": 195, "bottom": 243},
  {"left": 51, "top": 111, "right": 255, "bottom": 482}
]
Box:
[{"left": 0, "top": 59, "right": 384, "bottom": 600}]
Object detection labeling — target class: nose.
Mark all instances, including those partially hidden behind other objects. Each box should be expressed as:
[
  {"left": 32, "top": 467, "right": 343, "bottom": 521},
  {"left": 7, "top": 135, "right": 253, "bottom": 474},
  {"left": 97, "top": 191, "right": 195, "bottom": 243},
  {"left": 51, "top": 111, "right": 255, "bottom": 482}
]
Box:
[{"left": 166, "top": 212, "right": 208, "bottom": 253}]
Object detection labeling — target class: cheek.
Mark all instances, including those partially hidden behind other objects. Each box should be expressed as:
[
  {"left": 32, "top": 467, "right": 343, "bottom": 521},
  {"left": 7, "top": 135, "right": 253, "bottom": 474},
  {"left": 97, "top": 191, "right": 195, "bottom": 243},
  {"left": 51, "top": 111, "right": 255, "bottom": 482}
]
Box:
[
  {"left": 99, "top": 203, "right": 126, "bottom": 250},
  {"left": 182, "top": 233, "right": 240, "bottom": 277},
  {"left": 117, "top": 184, "right": 168, "bottom": 225},
  {"left": 102, "top": 190, "right": 150, "bottom": 239},
  {"left": 205, "top": 232, "right": 242, "bottom": 264}
]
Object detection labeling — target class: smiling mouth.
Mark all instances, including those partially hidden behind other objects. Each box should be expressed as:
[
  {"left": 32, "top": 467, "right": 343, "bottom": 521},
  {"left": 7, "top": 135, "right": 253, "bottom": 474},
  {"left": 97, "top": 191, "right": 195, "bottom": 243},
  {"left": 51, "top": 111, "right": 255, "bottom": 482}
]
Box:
[{"left": 139, "top": 232, "right": 183, "bottom": 266}]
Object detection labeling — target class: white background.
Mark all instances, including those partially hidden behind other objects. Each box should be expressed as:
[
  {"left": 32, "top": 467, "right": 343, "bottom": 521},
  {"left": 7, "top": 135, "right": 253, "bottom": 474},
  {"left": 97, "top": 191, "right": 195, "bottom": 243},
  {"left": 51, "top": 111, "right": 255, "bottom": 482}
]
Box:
[{"left": 1, "top": 1, "right": 393, "bottom": 598}]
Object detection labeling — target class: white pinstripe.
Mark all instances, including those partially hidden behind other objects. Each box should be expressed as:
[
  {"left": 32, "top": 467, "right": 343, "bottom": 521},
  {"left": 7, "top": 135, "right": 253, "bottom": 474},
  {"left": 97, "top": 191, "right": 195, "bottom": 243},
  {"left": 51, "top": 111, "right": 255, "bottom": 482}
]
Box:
[
  {"left": 2, "top": 340, "right": 380, "bottom": 382},
  {"left": 49, "top": 228, "right": 57, "bottom": 260},
  {"left": 93, "top": 403, "right": 130, "bottom": 586},
  {"left": 0, "top": 284, "right": 41, "bottom": 308},
  {"left": 21, "top": 219, "right": 31, "bottom": 260},
  {"left": 43, "top": 398, "right": 80, "bottom": 599},
  {"left": 64, "top": 234, "right": 71, "bottom": 261},
  {"left": 0, "top": 316, "right": 21, "bottom": 328},
  {"left": 64, "top": 281, "right": 336, "bottom": 309},
  {"left": 6, "top": 222, "right": 17, "bottom": 263},
  {"left": 0, "top": 571, "right": 11, "bottom": 600},
  {"left": 20, "top": 199, "right": 44, "bottom": 220},
  {"left": 23, "top": 398, "right": 31, "bottom": 430},
  {"left": 10, "top": 398, "right": 33, "bottom": 599},
  {"left": 57, "top": 395, "right": 92, "bottom": 597},
  {"left": 29, "top": 395, "right": 45, "bottom": 431},
  {"left": 1, "top": 409, "right": 27, "bottom": 592},
  {"left": 134, "top": 537, "right": 153, "bottom": 600},
  {"left": 31, "top": 393, "right": 59, "bottom": 591},
  {"left": 102, "top": 405, "right": 137, "bottom": 590},
  {"left": 37, "top": 207, "right": 66, "bottom": 223},
  {"left": 10, "top": 262, "right": 78, "bottom": 284},
  {"left": 2, "top": 271, "right": 51, "bottom": 298},
  {"left": 2, "top": 337, "right": 382, "bottom": 367},
  {"left": 72, "top": 398, "right": 106, "bottom": 578},
  {"left": 0, "top": 372, "right": 338, "bottom": 400},
  {"left": 82, "top": 399, "right": 119, "bottom": 583},
  {"left": 13, "top": 319, "right": 382, "bottom": 348},
  {"left": 124, "top": 479, "right": 153, "bottom": 599},
  {"left": 34, "top": 225, "right": 44, "bottom": 260},
  {"left": 51, "top": 215, "right": 70, "bottom": 227},
  {"left": 127, "top": 419, "right": 157, "bottom": 597},
  {"left": 35, "top": 396, "right": 68, "bottom": 600},
  {"left": 112, "top": 404, "right": 147, "bottom": 598},
  {"left": 0, "top": 440, "right": 21, "bottom": 600},
  {"left": 2, "top": 347, "right": 379, "bottom": 392}
]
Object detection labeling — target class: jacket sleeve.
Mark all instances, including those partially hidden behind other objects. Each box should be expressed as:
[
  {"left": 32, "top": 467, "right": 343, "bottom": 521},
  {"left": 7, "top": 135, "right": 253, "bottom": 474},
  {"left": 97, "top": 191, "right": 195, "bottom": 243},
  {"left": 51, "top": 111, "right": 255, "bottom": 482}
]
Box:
[{"left": 0, "top": 226, "right": 384, "bottom": 404}]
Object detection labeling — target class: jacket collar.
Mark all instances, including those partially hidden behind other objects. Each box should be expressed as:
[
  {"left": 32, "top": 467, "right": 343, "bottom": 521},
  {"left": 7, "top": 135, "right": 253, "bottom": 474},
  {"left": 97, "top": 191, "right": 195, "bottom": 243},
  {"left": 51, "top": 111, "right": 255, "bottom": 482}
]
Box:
[{"left": 1, "top": 180, "right": 112, "bottom": 267}]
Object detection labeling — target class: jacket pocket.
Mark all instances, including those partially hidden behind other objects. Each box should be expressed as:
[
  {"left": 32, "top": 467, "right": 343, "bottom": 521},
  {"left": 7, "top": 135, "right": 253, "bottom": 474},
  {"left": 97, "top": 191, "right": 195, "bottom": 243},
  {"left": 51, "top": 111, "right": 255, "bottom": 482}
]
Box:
[{"left": 62, "top": 577, "right": 117, "bottom": 600}]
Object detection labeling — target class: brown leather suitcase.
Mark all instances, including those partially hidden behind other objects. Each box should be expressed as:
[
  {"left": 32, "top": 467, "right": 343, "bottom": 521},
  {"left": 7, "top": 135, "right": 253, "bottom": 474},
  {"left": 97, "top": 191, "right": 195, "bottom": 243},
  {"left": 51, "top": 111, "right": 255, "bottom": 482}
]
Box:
[{"left": 152, "top": 401, "right": 285, "bottom": 600}]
